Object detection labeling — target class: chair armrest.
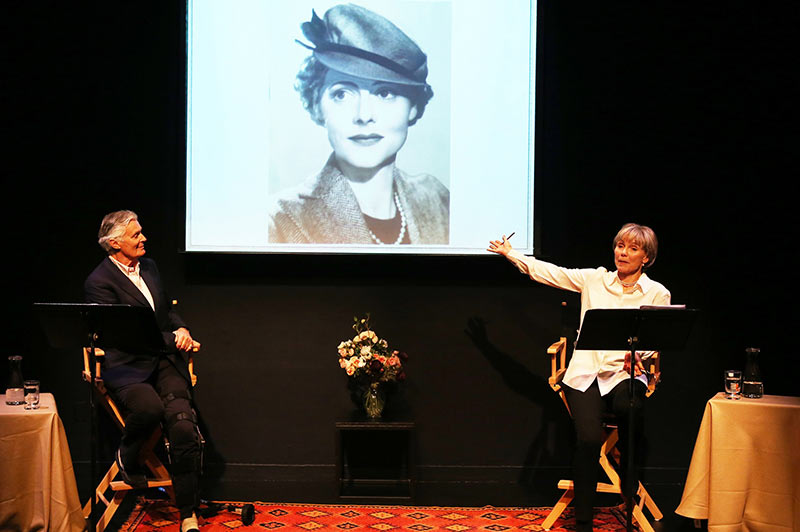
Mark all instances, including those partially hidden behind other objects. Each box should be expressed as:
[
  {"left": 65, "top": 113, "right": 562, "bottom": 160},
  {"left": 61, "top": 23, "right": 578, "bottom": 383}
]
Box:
[
  {"left": 548, "top": 368, "right": 572, "bottom": 417},
  {"left": 83, "top": 347, "right": 106, "bottom": 358},
  {"left": 547, "top": 338, "right": 568, "bottom": 381},
  {"left": 547, "top": 338, "right": 566, "bottom": 355},
  {"left": 645, "top": 367, "right": 661, "bottom": 397},
  {"left": 546, "top": 337, "right": 572, "bottom": 416},
  {"left": 549, "top": 368, "right": 566, "bottom": 384},
  {"left": 188, "top": 353, "right": 198, "bottom": 387},
  {"left": 643, "top": 352, "right": 660, "bottom": 397},
  {"left": 171, "top": 299, "right": 200, "bottom": 386},
  {"left": 548, "top": 368, "right": 566, "bottom": 391},
  {"left": 82, "top": 347, "right": 106, "bottom": 383}
]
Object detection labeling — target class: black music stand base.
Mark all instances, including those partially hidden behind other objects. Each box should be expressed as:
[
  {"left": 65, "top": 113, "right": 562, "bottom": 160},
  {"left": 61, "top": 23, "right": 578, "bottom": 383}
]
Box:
[{"left": 576, "top": 306, "right": 696, "bottom": 532}]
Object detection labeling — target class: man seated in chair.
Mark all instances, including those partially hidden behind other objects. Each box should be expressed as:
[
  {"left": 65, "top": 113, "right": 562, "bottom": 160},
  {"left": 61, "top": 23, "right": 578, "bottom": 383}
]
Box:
[{"left": 85, "top": 210, "right": 203, "bottom": 532}]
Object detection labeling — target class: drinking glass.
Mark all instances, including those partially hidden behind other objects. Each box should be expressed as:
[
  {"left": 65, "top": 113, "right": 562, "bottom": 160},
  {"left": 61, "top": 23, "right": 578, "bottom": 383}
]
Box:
[
  {"left": 24, "top": 380, "right": 40, "bottom": 410},
  {"left": 724, "top": 370, "right": 742, "bottom": 400}
]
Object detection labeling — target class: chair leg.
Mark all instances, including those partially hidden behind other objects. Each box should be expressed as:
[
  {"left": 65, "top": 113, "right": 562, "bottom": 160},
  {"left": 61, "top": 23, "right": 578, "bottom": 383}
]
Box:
[
  {"left": 638, "top": 482, "right": 663, "bottom": 520},
  {"left": 82, "top": 461, "right": 118, "bottom": 514},
  {"left": 542, "top": 486, "right": 574, "bottom": 530},
  {"left": 83, "top": 460, "right": 124, "bottom": 532},
  {"left": 544, "top": 428, "right": 665, "bottom": 532},
  {"left": 96, "top": 491, "right": 126, "bottom": 532},
  {"left": 632, "top": 502, "right": 656, "bottom": 532},
  {"left": 124, "top": 428, "right": 176, "bottom": 498},
  {"left": 602, "top": 428, "right": 664, "bottom": 525},
  {"left": 83, "top": 436, "right": 176, "bottom": 532},
  {"left": 616, "top": 482, "right": 663, "bottom": 532}
]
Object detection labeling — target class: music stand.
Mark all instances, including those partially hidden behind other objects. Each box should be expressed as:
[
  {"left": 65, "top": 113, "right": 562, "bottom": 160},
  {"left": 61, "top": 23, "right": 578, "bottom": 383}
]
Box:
[
  {"left": 576, "top": 305, "right": 697, "bottom": 532},
  {"left": 33, "top": 302, "right": 166, "bottom": 531}
]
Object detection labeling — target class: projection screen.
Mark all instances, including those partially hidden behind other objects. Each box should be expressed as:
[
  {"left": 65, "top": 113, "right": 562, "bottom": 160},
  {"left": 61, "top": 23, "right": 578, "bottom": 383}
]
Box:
[{"left": 185, "top": 0, "right": 537, "bottom": 254}]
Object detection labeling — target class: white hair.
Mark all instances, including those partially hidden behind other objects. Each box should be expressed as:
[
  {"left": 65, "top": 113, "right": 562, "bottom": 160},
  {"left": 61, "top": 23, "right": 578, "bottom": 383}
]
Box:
[{"left": 97, "top": 210, "right": 138, "bottom": 254}]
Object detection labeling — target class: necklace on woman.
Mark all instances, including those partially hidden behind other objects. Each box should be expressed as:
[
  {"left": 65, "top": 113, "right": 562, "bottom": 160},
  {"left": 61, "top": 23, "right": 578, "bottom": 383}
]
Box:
[
  {"left": 368, "top": 192, "right": 407, "bottom": 245},
  {"left": 619, "top": 276, "right": 638, "bottom": 288}
]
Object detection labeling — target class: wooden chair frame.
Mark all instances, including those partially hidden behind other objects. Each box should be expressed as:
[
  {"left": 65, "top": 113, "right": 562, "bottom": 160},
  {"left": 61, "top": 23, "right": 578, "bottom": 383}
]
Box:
[
  {"left": 542, "top": 337, "right": 663, "bottom": 532},
  {"left": 81, "top": 347, "right": 197, "bottom": 532}
]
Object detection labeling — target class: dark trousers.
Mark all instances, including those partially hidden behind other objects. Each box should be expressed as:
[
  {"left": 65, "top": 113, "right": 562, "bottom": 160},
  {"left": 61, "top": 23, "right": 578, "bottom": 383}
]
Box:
[
  {"left": 563, "top": 378, "right": 647, "bottom": 524},
  {"left": 110, "top": 358, "right": 201, "bottom": 519}
]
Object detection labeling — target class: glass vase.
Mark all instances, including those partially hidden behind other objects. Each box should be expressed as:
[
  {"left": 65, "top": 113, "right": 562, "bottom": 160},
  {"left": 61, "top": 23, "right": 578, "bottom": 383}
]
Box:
[
  {"left": 5, "top": 356, "right": 25, "bottom": 405},
  {"left": 363, "top": 383, "right": 386, "bottom": 419},
  {"left": 742, "top": 347, "right": 763, "bottom": 398}
]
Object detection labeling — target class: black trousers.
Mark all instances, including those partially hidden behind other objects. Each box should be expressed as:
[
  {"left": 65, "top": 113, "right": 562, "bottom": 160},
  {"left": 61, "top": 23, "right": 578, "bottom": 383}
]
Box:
[
  {"left": 109, "top": 358, "right": 201, "bottom": 519},
  {"left": 563, "top": 378, "right": 647, "bottom": 524}
]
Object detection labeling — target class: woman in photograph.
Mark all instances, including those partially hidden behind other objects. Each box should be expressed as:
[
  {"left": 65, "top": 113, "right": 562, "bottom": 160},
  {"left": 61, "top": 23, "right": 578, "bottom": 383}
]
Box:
[
  {"left": 268, "top": 4, "right": 449, "bottom": 245},
  {"left": 488, "top": 223, "right": 671, "bottom": 532}
]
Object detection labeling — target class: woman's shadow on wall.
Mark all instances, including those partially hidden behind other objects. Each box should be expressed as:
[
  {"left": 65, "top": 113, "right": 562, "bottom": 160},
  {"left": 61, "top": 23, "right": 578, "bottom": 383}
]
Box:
[{"left": 464, "top": 314, "right": 576, "bottom": 501}]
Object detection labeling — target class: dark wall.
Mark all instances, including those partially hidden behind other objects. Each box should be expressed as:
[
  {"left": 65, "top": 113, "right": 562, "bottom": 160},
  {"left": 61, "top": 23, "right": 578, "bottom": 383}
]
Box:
[{"left": 5, "top": 2, "right": 796, "bottom": 506}]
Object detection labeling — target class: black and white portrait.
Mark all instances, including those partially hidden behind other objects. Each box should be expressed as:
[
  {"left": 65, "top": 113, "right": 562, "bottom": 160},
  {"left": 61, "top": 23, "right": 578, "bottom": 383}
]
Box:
[
  {"left": 186, "top": 0, "right": 536, "bottom": 255},
  {"left": 267, "top": 3, "right": 451, "bottom": 245}
]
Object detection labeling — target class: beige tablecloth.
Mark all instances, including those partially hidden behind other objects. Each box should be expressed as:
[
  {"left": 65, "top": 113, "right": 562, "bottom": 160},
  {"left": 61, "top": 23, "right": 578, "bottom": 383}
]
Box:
[
  {"left": 0, "top": 393, "right": 85, "bottom": 532},
  {"left": 676, "top": 393, "right": 800, "bottom": 532}
]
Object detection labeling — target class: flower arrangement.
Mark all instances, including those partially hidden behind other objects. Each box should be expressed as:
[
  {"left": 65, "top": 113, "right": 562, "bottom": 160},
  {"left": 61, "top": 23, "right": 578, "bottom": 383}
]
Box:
[
  {"left": 337, "top": 314, "right": 407, "bottom": 417},
  {"left": 338, "top": 314, "right": 407, "bottom": 384}
]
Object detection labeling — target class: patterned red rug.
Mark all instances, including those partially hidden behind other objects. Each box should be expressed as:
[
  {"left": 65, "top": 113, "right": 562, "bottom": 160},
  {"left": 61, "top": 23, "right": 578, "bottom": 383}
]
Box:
[{"left": 121, "top": 498, "right": 629, "bottom": 531}]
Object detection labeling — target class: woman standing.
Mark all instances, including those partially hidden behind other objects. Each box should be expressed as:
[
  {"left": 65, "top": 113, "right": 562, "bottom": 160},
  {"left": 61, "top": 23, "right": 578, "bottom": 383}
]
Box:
[
  {"left": 268, "top": 4, "right": 449, "bottom": 245},
  {"left": 488, "top": 223, "right": 671, "bottom": 532}
]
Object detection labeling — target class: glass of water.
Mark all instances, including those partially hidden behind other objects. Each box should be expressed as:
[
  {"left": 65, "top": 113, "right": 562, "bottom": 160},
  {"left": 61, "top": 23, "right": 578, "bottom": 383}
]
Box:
[
  {"left": 724, "top": 370, "right": 742, "bottom": 400},
  {"left": 23, "top": 380, "right": 40, "bottom": 410}
]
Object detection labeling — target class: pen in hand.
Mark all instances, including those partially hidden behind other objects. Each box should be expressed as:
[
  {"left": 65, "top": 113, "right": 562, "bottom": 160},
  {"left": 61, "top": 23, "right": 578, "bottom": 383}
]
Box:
[
  {"left": 506, "top": 232, "right": 515, "bottom": 240},
  {"left": 488, "top": 232, "right": 515, "bottom": 254}
]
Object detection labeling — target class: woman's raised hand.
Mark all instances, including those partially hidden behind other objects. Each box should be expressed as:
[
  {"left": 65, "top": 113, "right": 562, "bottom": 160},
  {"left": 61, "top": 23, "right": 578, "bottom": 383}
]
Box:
[{"left": 487, "top": 235, "right": 513, "bottom": 256}]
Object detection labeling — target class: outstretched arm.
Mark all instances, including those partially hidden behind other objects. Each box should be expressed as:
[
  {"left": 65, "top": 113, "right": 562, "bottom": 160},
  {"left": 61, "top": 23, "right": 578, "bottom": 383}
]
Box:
[{"left": 488, "top": 234, "right": 590, "bottom": 293}]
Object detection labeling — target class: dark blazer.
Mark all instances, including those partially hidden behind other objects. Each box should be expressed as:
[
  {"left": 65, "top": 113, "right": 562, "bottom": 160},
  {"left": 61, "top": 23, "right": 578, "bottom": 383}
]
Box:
[{"left": 84, "top": 256, "right": 190, "bottom": 388}]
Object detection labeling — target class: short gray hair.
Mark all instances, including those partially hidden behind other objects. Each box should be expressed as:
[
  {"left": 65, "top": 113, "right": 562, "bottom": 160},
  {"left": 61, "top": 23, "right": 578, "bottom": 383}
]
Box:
[
  {"left": 613, "top": 223, "right": 658, "bottom": 270},
  {"left": 97, "top": 210, "right": 138, "bottom": 254}
]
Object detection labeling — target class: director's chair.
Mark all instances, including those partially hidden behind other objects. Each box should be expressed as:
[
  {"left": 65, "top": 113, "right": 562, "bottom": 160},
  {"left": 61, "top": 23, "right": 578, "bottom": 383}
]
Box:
[
  {"left": 80, "top": 346, "right": 199, "bottom": 532},
  {"left": 541, "top": 335, "right": 663, "bottom": 532}
]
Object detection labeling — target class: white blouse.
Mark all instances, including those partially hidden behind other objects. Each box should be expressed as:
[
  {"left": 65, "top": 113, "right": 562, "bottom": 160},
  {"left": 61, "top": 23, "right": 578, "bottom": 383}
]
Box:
[{"left": 506, "top": 249, "right": 671, "bottom": 395}]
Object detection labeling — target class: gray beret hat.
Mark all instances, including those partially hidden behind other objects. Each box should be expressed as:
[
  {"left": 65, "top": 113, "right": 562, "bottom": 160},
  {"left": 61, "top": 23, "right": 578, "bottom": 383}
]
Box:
[{"left": 299, "top": 4, "right": 429, "bottom": 87}]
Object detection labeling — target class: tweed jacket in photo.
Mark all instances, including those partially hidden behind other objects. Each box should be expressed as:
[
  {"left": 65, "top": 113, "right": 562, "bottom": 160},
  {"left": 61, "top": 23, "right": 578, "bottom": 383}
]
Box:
[{"left": 268, "top": 155, "right": 449, "bottom": 245}]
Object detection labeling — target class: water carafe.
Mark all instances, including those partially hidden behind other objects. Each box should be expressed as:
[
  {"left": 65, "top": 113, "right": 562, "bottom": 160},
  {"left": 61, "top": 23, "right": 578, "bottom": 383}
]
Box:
[
  {"left": 5, "top": 355, "right": 24, "bottom": 405},
  {"left": 742, "top": 347, "right": 763, "bottom": 398}
]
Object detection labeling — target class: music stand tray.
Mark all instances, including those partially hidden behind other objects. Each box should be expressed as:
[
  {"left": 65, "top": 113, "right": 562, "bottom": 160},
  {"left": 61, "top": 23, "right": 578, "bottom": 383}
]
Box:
[
  {"left": 576, "top": 306, "right": 696, "bottom": 352},
  {"left": 33, "top": 302, "right": 166, "bottom": 352}
]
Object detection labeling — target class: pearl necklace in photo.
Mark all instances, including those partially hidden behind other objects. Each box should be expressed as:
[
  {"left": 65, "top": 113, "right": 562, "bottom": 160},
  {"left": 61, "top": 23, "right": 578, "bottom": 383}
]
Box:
[{"left": 368, "top": 192, "right": 407, "bottom": 245}]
